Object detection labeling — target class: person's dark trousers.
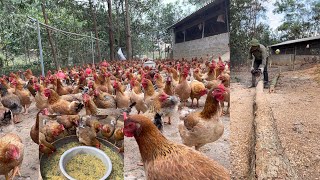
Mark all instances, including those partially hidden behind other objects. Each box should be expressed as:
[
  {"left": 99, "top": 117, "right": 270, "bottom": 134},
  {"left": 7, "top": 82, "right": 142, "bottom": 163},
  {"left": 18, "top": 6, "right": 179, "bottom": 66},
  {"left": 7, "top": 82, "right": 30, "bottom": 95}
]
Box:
[{"left": 251, "top": 59, "right": 269, "bottom": 86}]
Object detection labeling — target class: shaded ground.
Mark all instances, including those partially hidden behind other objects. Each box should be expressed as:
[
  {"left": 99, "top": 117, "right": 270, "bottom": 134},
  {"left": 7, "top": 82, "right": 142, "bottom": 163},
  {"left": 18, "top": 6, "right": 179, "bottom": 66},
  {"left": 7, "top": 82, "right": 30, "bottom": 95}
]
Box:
[
  {"left": 0, "top": 102, "right": 39, "bottom": 180},
  {"left": 124, "top": 98, "right": 230, "bottom": 180},
  {"left": 231, "top": 64, "right": 320, "bottom": 179}
]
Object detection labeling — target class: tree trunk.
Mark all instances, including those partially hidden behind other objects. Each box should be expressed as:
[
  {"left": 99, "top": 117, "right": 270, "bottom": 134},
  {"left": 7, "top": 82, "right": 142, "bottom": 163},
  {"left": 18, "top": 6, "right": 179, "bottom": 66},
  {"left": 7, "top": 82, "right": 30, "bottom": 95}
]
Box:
[
  {"left": 124, "top": 0, "right": 132, "bottom": 60},
  {"left": 89, "top": 0, "right": 101, "bottom": 61},
  {"left": 41, "top": 1, "right": 59, "bottom": 70},
  {"left": 107, "top": 0, "right": 115, "bottom": 61}
]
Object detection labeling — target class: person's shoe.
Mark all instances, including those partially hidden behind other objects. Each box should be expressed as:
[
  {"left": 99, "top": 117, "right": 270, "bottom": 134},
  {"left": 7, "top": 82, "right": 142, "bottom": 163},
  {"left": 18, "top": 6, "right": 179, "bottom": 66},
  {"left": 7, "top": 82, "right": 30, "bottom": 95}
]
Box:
[
  {"left": 248, "top": 84, "right": 256, "bottom": 88},
  {"left": 264, "top": 83, "right": 269, "bottom": 89}
]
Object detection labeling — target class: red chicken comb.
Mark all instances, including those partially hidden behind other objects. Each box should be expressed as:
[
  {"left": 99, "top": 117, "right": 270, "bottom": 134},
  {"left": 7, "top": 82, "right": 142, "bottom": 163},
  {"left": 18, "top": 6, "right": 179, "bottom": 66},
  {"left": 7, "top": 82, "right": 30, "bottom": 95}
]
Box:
[{"left": 217, "top": 84, "right": 226, "bottom": 91}]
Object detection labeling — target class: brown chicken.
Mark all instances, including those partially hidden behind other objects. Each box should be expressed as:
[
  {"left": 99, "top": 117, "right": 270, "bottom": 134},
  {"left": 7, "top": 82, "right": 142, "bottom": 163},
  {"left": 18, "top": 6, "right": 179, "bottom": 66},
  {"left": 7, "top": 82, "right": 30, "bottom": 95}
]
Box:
[
  {"left": 56, "top": 115, "right": 80, "bottom": 134},
  {"left": 76, "top": 120, "right": 100, "bottom": 148},
  {"left": 205, "top": 61, "right": 216, "bottom": 81},
  {"left": 0, "top": 133, "right": 24, "bottom": 180},
  {"left": 11, "top": 79, "right": 32, "bottom": 114},
  {"left": 163, "top": 76, "right": 174, "bottom": 96},
  {"left": 44, "top": 88, "right": 84, "bottom": 115},
  {"left": 141, "top": 78, "right": 158, "bottom": 110},
  {"left": 55, "top": 77, "right": 73, "bottom": 96},
  {"left": 83, "top": 93, "right": 114, "bottom": 115},
  {"left": 124, "top": 114, "right": 230, "bottom": 180},
  {"left": 153, "top": 73, "right": 164, "bottom": 90},
  {"left": 0, "top": 83, "right": 22, "bottom": 123},
  {"left": 34, "top": 83, "right": 48, "bottom": 110},
  {"left": 114, "top": 127, "right": 124, "bottom": 143},
  {"left": 218, "top": 73, "right": 230, "bottom": 88},
  {"left": 190, "top": 80, "right": 207, "bottom": 107},
  {"left": 113, "top": 81, "right": 130, "bottom": 108},
  {"left": 193, "top": 68, "right": 204, "bottom": 82},
  {"left": 86, "top": 119, "right": 103, "bottom": 133},
  {"left": 93, "top": 90, "right": 116, "bottom": 109},
  {"left": 174, "top": 69, "right": 191, "bottom": 107},
  {"left": 0, "top": 78, "right": 15, "bottom": 94},
  {"left": 30, "top": 109, "right": 48, "bottom": 144},
  {"left": 41, "top": 120, "right": 65, "bottom": 143},
  {"left": 39, "top": 143, "right": 54, "bottom": 155},
  {"left": 101, "top": 120, "right": 116, "bottom": 139},
  {"left": 130, "top": 79, "right": 147, "bottom": 114},
  {"left": 179, "top": 84, "right": 226, "bottom": 150}
]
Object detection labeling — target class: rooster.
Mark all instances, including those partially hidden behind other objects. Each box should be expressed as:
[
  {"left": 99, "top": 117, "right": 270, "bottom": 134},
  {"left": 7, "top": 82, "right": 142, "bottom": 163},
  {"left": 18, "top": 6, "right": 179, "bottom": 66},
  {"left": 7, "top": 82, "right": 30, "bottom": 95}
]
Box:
[
  {"left": 179, "top": 84, "right": 226, "bottom": 150},
  {"left": 0, "top": 133, "right": 24, "bottom": 180},
  {"left": 124, "top": 113, "right": 230, "bottom": 180}
]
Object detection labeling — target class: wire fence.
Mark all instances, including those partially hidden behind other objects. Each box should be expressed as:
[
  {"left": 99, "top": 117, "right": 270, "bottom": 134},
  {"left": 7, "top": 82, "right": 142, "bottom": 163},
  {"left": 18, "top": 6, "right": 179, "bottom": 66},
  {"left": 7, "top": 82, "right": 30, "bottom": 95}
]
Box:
[{"left": 0, "top": 16, "right": 110, "bottom": 76}]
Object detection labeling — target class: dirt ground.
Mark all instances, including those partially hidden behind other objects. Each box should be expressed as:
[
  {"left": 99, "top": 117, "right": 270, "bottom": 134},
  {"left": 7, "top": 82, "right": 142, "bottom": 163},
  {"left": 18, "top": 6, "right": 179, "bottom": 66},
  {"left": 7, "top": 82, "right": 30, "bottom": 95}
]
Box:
[
  {"left": 0, "top": 102, "right": 40, "bottom": 180},
  {"left": 231, "top": 64, "right": 320, "bottom": 179},
  {"left": 124, "top": 98, "right": 230, "bottom": 180}
]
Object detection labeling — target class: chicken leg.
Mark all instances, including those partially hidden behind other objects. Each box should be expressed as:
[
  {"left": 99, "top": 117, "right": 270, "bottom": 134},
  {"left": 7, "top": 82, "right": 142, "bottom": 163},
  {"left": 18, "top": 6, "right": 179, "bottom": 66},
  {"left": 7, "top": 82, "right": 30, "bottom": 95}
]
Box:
[
  {"left": 164, "top": 117, "right": 172, "bottom": 125},
  {"left": 23, "top": 105, "right": 28, "bottom": 114},
  {"left": 10, "top": 166, "right": 21, "bottom": 179}
]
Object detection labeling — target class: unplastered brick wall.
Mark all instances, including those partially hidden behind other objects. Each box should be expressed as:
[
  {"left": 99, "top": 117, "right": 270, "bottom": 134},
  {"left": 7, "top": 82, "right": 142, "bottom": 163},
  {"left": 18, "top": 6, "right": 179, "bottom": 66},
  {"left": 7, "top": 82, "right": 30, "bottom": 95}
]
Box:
[{"left": 172, "top": 33, "right": 229, "bottom": 60}]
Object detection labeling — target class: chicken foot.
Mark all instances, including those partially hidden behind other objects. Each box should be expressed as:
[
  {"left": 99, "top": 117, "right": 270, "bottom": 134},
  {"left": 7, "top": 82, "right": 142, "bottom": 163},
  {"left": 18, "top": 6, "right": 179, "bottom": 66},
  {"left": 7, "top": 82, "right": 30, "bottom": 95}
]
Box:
[
  {"left": 10, "top": 166, "right": 21, "bottom": 179},
  {"left": 164, "top": 117, "right": 172, "bottom": 125},
  {"left": 23, "top": 105, "right": 29, "bottom": 114},
  {"left": 195, "top": 143, "right": 205, "bottom": 151}
]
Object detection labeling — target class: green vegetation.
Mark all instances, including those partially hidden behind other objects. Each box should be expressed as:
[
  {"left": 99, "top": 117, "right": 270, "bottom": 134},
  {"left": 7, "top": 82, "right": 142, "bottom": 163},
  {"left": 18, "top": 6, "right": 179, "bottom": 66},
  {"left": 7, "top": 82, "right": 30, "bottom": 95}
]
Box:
[{"left": 0, "top": 0, "right": 190, "bottom": 75}]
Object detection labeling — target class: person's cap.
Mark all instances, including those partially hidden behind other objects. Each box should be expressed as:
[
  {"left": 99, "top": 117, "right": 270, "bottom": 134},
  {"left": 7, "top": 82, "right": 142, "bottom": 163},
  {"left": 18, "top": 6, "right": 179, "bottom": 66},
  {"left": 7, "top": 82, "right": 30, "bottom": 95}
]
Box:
[{"left": 250, "top": 39, "right": 259, "bottom": 46}]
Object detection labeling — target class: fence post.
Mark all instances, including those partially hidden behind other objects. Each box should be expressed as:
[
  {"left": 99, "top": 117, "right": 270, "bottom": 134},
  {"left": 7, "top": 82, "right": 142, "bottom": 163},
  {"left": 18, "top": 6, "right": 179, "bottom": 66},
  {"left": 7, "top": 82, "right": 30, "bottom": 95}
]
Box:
[
  {"left": 91, "top": 32, "right": 95, "bottom": 65},
  {"left": 36, "top": 19, "right": 45, "bottom": 76}
]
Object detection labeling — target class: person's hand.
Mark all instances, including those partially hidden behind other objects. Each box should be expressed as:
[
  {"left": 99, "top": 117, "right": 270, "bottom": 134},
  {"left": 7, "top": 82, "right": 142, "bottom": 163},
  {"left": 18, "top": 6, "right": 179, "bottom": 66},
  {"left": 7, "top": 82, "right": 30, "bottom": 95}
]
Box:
[{"left": 250, "top": 67, "right": 255, "bottom": 74}]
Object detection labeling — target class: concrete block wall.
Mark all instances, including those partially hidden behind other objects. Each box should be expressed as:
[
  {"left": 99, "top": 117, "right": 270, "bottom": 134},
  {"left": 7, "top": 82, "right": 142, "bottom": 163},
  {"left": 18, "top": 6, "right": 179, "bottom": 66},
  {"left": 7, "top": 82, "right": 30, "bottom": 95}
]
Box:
[
  {"left": 270, "top": 54, "right": 320, "bottom": 66},
  {"left": 172, "top": 33, "right": 229, "bottom": 60}
]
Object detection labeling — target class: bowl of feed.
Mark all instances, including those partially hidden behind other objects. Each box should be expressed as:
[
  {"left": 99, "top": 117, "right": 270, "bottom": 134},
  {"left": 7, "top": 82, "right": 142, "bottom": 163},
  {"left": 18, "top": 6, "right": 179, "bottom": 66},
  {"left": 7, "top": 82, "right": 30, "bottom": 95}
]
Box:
[
  {"left": 59, "top": 146, "right": 112, "bottom": 180},
  {"left": 40, "top": 135, "right": 123, "bottom": 180}
]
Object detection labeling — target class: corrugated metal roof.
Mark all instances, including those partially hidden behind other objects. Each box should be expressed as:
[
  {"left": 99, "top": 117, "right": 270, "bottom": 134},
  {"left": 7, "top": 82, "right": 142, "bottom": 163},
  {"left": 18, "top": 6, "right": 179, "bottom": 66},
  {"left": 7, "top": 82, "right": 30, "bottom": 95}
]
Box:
[
  {"left": 270, "top": 35, "right": 320, "bottom": 47},
  {"left": 168, "top": 0, "right": 224, "bottom": 29}
]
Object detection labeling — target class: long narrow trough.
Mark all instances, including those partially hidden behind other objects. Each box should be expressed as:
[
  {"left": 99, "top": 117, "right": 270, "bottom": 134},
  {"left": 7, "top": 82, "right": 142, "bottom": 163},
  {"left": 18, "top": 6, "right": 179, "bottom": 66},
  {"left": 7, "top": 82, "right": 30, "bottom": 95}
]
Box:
[{"left": 252, "top": 80, "right": 298, "bottom": 179}]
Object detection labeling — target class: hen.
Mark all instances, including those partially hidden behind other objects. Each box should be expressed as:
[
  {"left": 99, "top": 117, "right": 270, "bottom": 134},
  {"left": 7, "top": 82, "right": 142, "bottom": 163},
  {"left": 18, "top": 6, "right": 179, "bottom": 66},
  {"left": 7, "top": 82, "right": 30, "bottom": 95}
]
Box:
[
  {"left": 124, "top": 114, "right": 230, "bottom": 180},
  {"left": 34, "top": 83, "right": 48, "bottom": 110},
  {"left": 163, "top": 76, "right": 174, "bottom": 96},
  {"left": 44, "top": 88, "right": 84, "bottom": 115},
  {"left": 0, "top": 84, "right": 22, "bottom": 123},
  {"left": 0, "top": 133, "right": 24, "bottom": 180},
  {"left": 11, "top": 79, "right": 32, "bottom": 114},
  {"left": 179, "top": 84, "right": 226, "bottom": 150},
  {"left": 93, "top": 90, "right": 116, "bottom": 109},
  {"left": 190, "top": 80, "right": 207, "bottom": 107},
  {"left": 129, "top": 79, "right": 147, "bottom": 114},
  {"left": 76, "top": 118, "right": 100, "bottom": 148},
  {"left": 113, "top": 81, "right": 130, "bottom": 108},
  {"left": 174, "top": 69, "right": 191, "bottom": 107}
]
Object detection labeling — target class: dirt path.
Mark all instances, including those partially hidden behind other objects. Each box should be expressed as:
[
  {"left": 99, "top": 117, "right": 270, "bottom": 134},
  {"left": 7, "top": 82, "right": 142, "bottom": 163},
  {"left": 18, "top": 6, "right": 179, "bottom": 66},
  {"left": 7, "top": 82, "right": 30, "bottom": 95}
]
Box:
[
  {"left": 231, "top": 64, "right": 320, "bottom": 179},
  {"left": 265, "top": 65, "right": 320, "bottom": 179},
  {"left": 0, "top": 102, "right": 39, "bottom": 180},
  {"left": 124, "top": 98, "right": 230, "bottom": 180}
]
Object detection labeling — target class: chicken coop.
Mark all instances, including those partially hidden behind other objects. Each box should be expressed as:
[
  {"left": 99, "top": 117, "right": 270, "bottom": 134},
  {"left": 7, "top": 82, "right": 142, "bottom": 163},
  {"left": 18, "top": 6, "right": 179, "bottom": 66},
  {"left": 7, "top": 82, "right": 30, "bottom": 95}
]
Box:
[
  {"left": 168, "top": 0, "right": 230, "bottom": 60},
  {"left": 269, "top": 35, "right": 320, "bottom": 67}
]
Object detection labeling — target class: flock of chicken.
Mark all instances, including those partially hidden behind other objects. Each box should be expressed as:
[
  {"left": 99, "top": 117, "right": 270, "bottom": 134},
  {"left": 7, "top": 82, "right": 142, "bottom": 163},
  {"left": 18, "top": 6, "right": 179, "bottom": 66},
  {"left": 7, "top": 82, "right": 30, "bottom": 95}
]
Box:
[{"left": 0, "top": 56, "right": 230, "bottom": 180}]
